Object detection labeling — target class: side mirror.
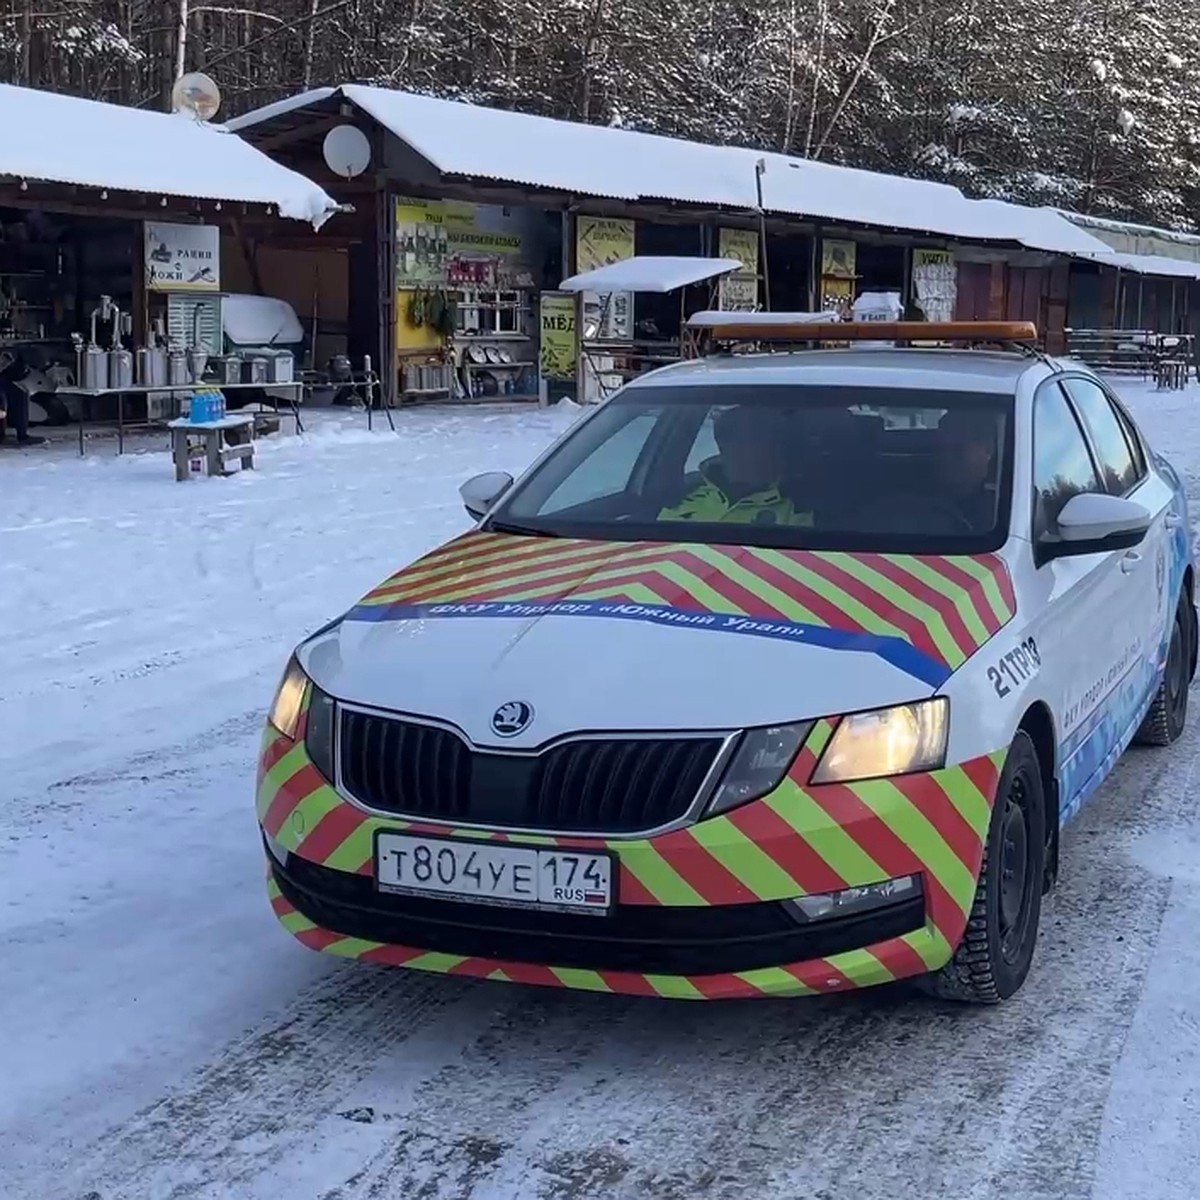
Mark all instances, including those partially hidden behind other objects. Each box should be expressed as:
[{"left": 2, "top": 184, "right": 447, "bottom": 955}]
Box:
[
  {"left": 1038, "top": 492, "right": 1151, "bottom": 562},
  {"left": 459, "top": 471, "right": 514, "bottom": 520}
]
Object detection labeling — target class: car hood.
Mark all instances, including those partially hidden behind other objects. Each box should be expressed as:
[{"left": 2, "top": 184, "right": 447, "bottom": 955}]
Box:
[{"left": 300, "top": 532, "right": 1015, "bottom": 747}]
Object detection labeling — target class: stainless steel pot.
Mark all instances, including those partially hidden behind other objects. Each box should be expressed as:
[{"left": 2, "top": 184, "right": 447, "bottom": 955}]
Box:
[
  {"left": 168, "top": 350, "right": 189, "bottom": 387},
  {"left": 242, "top": 357, "right": 268, "bottom": 385},
  {"left": 108, "top": 348, "right": 133, "bottom": 390}
]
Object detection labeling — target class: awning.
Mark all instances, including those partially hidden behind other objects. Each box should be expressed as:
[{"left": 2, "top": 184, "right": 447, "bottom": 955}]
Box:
[
  {"left": 560, "top": 256, "right": 743, "bottom": 294},
  {"left": 0, "top": 84, "right": 338, "bottom": 227}
]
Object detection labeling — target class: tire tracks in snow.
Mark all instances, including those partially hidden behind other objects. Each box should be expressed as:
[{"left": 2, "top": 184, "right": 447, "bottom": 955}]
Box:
[{"left": 42, "top": 700, "right": 1200, "bottom": 1200}]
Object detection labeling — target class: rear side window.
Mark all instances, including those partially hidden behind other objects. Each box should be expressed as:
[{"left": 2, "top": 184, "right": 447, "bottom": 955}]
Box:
[
  {"left": 1033, "top": 385, "right": 1101, "bottom": 538},
  {"left": 1062, "top": 378, "right": 1141, "bottom": 495}
]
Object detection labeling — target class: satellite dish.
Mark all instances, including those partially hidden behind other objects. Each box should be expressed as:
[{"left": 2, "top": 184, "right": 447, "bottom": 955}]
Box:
[
  {"left": 172, "top": 72, "right": 221, "bottom": 122},
  {"left": 323, "top": 125, "right": 372, "bottom": 179}
]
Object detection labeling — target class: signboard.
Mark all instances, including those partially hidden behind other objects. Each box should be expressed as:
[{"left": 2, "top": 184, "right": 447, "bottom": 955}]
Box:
[
  {"left": 576, "top": 217, "right": 635, "bottom": 342},
  {"left": 539, "top": 292, "right": 577, "bottom": 379},
  {"left": 144, "top": 222, "right": 219, "bottom": 292},
  {"left": 394, "top": 197, "right": 526, "bottom": 289},
  {"left": 912, "top": 248, "right": 957, "bottom": 322},
  {"left": 576, "top": 217, "right": 635, "bottom": 272},
  {"left": 718, "top": 228, "right": 759, "bottom": 311},
  {"left": 820, "top": 238, "right": 857, "bottom": 320}
]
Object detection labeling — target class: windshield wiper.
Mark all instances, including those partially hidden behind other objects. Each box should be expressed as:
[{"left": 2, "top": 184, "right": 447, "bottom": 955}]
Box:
[{"left": 487, "top": 519, "right": 561, "bottom": 538}]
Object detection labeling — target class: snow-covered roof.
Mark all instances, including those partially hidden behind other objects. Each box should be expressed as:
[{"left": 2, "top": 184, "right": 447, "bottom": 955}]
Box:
[
  {"left": 559, "top": 256, "right": 742, "bottom": 293},
  {"left": 1074, "top": 250, "right": 1200, "bottom": 280},
  {"left": 0, "top": 84, "right": 338, "bottom": 227},
  {"left": 230, "top": 85, "right": 1111, "bottom": 254}
]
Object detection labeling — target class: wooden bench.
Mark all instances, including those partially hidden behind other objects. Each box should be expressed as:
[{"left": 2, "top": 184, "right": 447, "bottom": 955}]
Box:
[{"left": 168, "top": 415, "right": 256, "bottom": 481}]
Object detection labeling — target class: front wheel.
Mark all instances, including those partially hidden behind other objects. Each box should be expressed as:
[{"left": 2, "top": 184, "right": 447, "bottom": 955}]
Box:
[{"left": 923, "top": 731, "right": 1046, "bottom": 1004}]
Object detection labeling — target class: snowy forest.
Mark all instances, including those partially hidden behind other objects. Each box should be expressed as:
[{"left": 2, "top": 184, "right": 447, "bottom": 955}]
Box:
[{"left": 3, "top": 0, "right": 1198, "bottom": 230}]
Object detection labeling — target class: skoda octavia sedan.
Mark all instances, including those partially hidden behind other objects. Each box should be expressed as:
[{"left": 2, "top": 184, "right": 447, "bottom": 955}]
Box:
[{"left": 258, "top": 319, "right": 1194, "bottom": 1004}]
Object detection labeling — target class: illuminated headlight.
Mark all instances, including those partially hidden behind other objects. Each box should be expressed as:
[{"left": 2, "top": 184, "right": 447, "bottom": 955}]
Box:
[
  {"left": 268, "top": 656, "right": 309, "bottom": 739},
  {"left": 811, "top": 698, "right": 948, "bottom": 785},
  {"left": 786, "top": 874, "right": 921, "bottom": 921},
  {"left": 706, "top": 722, "right": 812, "bottom": 816}
]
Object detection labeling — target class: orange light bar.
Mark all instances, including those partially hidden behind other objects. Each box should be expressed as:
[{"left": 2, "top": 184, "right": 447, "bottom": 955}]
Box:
[{"left": 691, "top": 320, "right": 1039, "bottom": 343}]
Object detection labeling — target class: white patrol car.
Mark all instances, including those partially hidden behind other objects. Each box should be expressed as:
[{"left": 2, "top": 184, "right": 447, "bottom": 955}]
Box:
[{"left": 258, "top": 318, "right": 1195, "bottom": 1005}]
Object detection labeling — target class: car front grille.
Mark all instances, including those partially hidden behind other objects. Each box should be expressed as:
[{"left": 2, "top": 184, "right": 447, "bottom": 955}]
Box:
[{"left": 338, "top": 708, "right": 723, "bottom": 834}]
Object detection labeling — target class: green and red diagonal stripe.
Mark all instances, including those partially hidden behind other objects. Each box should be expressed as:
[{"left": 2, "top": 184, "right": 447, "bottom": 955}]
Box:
[
  {"left": 257, "top": 714, "right": 1006, "bottom": 996},
  {"left": 353, "top": 533, "right": 1014, "bottom": 672}
]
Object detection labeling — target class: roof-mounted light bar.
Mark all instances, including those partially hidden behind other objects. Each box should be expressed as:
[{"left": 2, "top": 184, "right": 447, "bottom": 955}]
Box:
[{"left": 684, "top": 314, "right": 1040, "bottom": 344}]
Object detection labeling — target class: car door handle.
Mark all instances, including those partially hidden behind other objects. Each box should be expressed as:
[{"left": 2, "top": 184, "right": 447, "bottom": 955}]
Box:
[
  {"left": 1165, "top": 512, "right": 1182, "bottom": 530},
  {"left": 1121, "top": 551, "right": 1143, "bottom": 574}
]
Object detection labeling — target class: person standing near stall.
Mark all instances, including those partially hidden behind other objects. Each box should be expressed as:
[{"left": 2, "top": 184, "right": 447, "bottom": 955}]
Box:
[{"left": 0, "top": 350, "right": 45, "bottom": 447}]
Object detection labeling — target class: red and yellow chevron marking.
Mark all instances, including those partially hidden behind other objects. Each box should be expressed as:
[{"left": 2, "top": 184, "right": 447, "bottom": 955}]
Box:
[
  {"left": 352, "top": 533, "right": 1015, "bottom": 671},
  {"left": 258, "top": 715, "right": 1007, "bottom": 998}
]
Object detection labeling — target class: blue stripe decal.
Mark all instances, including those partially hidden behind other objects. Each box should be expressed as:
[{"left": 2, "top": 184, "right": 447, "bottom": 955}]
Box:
[{"left": 344, "top": 599, "right": 951, "bottom": 688}]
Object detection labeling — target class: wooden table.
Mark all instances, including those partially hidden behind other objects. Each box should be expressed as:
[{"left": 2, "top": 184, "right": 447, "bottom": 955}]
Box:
[{"left": 168, "top": 415, "right": 255, "bottom": 481}]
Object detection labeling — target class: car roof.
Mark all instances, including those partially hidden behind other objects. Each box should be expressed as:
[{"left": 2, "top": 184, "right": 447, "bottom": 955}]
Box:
[{"left": 628, "top": 347, "right": 1056, "bottom": 396}]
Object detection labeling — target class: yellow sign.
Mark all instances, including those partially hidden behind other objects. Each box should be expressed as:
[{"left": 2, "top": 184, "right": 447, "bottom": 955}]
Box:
[
  {"left": 821, "top": 239, "right": 857, "bottom": 279},
  {"left": 539, "top": 292, "right": 577, "bottom": 379},
  {"left": 913, "top": 248, "right": 953, "bottom": 271},
  {"left": 718, "top": 228, "right": 759, "bottom": 311},
  {"left": 394, "top": 197, "right": 523, "bottom": 288},
  {"left": 576, "top": 217, "right": 635, "bottom": 272},
  {"left": 719, "top": 228, "right": 759, "bottom": 275}
]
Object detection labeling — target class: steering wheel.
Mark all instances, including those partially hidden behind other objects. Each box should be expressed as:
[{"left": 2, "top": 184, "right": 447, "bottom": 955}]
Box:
[{"left": 854, "top": 488, "right": 976, "bottom": 535}]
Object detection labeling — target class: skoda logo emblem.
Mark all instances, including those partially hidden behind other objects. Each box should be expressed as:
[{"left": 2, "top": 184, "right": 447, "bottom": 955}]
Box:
[{"left": 491, "top": 700, "right": 534, "bottom": 737}]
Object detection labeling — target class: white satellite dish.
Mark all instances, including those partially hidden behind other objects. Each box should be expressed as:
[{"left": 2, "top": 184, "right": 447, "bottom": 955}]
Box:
[
  {"left": 323, "top": 125, "right": 371, "bottom": 179},
  {"left": 172, "top": 72, "right": 221, "bottom": 122}
]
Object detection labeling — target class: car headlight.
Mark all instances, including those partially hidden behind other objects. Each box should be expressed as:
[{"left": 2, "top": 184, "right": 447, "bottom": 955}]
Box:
[
  {"left": 268, "top": 657, "right": 309, "bottom": 739},
  {"left": 706, "top": 722, "right": 812, "bottom": 816},
  {"left": 811, "top": 698, "right": 948, "bottom": 785}
]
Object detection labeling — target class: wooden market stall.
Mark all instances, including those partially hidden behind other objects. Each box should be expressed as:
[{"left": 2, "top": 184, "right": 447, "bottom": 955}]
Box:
[{"left": 0, "top": 80, "right": 336, "bottom": 452}]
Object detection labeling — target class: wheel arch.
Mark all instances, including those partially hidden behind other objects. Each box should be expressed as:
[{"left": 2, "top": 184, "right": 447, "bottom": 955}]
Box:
[{"left": 1016, "top": 701, "right": 1058, "bottom": 893}]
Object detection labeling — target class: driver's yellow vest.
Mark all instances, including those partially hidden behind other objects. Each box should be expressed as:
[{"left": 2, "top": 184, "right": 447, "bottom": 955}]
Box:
[{"left": 659, "top": 476, "right": 813, "bottom": 526}]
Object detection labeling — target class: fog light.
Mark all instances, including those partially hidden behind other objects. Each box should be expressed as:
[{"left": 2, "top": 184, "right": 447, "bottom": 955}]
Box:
[{"left": 786, "top": 874, "right": 920, "bottom": 921}]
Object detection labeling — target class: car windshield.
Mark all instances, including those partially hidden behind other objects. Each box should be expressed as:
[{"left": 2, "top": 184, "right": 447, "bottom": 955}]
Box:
[{"left": 492, "top": 384, "right": 1013, "bottom": 553}]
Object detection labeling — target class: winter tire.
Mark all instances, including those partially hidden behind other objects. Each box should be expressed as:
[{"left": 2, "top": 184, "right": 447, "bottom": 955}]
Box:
[
  {"left": 922, "top": 730, "right": 1046, "bottom": 1004},
  {"left": 1134, "top": 592, "right": 1193, "bottom": 747}
]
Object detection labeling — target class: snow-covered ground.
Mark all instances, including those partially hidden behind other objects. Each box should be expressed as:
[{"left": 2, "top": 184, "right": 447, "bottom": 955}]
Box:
[{"left": 2, "top": 387, "right": 1198, "bottom": 1200}]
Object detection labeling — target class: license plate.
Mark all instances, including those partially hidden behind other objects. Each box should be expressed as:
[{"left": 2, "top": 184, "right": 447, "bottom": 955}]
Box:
[{"left": 374, "top": 832, "right": 614, "bottom": 915}]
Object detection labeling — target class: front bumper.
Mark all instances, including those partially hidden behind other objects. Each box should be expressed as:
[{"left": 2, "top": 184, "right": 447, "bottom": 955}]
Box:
[{"left": 257, "top": 716, "right": 1005, "bottom": 999}]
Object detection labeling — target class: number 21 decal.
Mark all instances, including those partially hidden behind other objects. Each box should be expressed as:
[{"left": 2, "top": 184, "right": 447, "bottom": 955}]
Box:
[{"left": 988, "top": 637, "right": 1040, "bottom": 698}]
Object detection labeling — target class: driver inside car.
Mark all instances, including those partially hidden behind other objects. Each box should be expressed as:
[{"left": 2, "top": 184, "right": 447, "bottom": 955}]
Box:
[
  {"left": 659, "top": 406, "right": 814, "bottom": 526},
  {"left": 936, "top": 408, "right": 998, "bottom": 532}
]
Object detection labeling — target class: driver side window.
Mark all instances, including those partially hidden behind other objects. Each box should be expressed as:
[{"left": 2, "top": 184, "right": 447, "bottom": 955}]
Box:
[{"left": 1032, "top": 384, "right": 1102, "bottom": 541}]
